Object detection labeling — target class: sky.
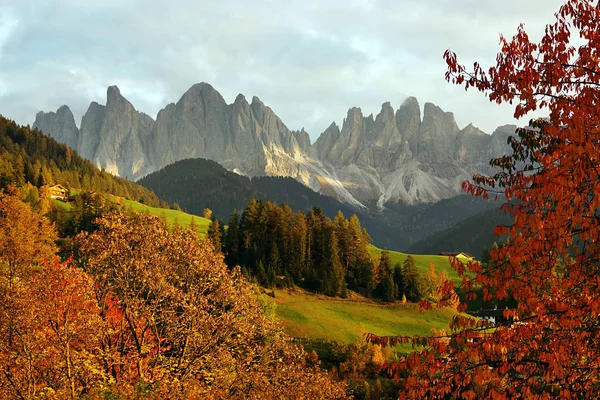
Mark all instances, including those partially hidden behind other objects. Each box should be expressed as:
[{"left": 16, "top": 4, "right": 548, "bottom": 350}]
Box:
[{"left": 0, "top": 0, "right": 565, "bottom": 141}]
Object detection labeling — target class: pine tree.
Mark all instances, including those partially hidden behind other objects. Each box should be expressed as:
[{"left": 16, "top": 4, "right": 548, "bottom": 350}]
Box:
[
  {"left": 376, "top": 250, "right": 395, "bottom": 301},
  {"left": 207, "top": 216, "right": 222, "bottom": 252},
  {"left": 402, "top": 255, "right": 422, "bottom": 302},
  {"left": 333, "top": 210, "right": 351, "bottom": 270},
  {"left": 381, "top": 275, "right": 395, "bottom": 302},
  {"left": 326, "top": 232, "right": 345, "bottom": 297},
  {"left": 238, "top": 198, "right": 261, "bottom": 267},
  {"left": 290, "top": 211, "right": 307, "bottom": 282},
  {"left": 224, "top": 209, "right": 240, "bottom": 267},
  {"left": 268, "top": 241, "right": 280, "bottom": 278},
  {"left": 393, "top": 262, "right": 405, "bottom": 299}
]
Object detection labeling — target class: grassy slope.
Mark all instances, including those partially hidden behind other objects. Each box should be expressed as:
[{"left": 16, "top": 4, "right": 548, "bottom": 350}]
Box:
[
  {"left": 53, "top": 199, "right": 73, "bottom": 211},
  {"left": 103, "top": 197, "right": 468, "bottom": 287},
  {"left": 107, "top": 195, "right": 211, "bottom": 235},
  {"left": 369, "top": 245, "right": 465, "bottom": 285},
  {"left": 64, "top": 195, "right": 465, "bottom": 344},
  {"left": 101, "top": 198, "right": 464, "bottom": 344},
  {"left": 273, "top": 289, "right": 457, "bottom": 348}
]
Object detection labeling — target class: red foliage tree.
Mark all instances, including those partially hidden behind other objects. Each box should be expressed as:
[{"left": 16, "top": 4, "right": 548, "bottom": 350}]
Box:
[{"left": 368, "top": 1, "right": 600, "bottom": 398}]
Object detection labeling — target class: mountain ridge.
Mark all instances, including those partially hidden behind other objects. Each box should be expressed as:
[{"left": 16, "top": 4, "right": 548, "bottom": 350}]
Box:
[
  {"left": 33, "top": 83, "right": 515, "bottom": 208},
  {"left": 138, "top": 157, "right": 499, "bottom": 251}
]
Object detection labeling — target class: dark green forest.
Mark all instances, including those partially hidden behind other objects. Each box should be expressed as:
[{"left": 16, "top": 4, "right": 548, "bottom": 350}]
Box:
[
  {"left": 209, "top": 200, "right": 429, "bottom": 302},
  {"left": 407, "top": 207, "right": 512, "bottom": 259},
  {"left": 139, "top": 158, "right": 500, "bottom": 252}
]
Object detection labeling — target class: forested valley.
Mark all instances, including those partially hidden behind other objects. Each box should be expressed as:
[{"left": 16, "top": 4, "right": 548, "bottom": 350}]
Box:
[{"left": 0, "top": 116, "right": 446, "bottom": 398}]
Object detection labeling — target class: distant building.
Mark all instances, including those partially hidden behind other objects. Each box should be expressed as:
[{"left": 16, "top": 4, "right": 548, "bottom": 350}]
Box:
[
  {"left": 468, "top": 307, "right": 515, "bottom": 326},
  {"left": 49, "top": 184, "right": 68, "bottom": 201},
  {"left": 439, "top": 251, "right": 475, "bottom": 259}
]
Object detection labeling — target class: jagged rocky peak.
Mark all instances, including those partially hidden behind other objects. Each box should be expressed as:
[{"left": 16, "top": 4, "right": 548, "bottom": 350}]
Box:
[
  {"left": 422, "top": 102, "right": 458, "bottom": 125},
  {"left": 421, "top": 103, "right": 462, "bottom": 146},
  {"left": 380, "top": 101, "right": 394, "bottom": 117},
  {"left": 372, "top": 101, "right": 402, "bottom": 146},
  {"left": 461, "top": 123, "right": 486, "bottom": 136},
  {"left": 415, "top": 102, "right": 460, "bottom": 158},
  {"left": 77, "top": 101, "right": 105, "bottom": 160},
  {"left": 105, "top": 85, "right": 140, "bottom": 115},
  {"left": 234, "top": 93, "right": 249, "bottom": 106},
  {"left": 342, "top": 107, "right": 365, "bottom": 138},
  {"left": 249, "top": 95, "right": 267, "bottom": 125},
  {"left": 344, "top": 106, "right": 363, "bottom": 124},
  {"left": 183, "top": 81, "right": 218, "bottom": 96},
  {"left": 178, "top": 82, "right": 227, "bottom": 111},
  {"left": 312, "top": 121, "right": 340, "bottom": 160},
  {"left": 107, "top": 85, "right": 121, "bottom": 100},
  {"left": 396, "top": 96, "right": 421, "bottom": 142},
  {"left": 33, "top": 105, "right": 79, "bottom": 149},
  {"left": 88, "top": 85, "right": 154, "bottom": 179},
  {"left": 292, "top": 128, "right": 311, "bottom": 151},
  {"left": 33, "top": 83, "right": 514, "bottom": 208}
]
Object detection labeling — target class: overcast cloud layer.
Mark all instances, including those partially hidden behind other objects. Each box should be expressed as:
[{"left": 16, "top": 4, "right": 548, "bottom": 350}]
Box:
[{"left": 0, "top": 0, "right": 564, "bottom": 140}]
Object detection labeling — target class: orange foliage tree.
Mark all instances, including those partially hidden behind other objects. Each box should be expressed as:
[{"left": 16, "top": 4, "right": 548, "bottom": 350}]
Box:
[
  {"left": 0, "top": 192, "right": 346, "bottom": 398},
  {"left": 0, "top": 259, "right": 106, "bottom": 399},
  {"left": 367, "top": 0, "right": 600, "bottom": 398},
  {"left": 76, "top": 211, "right": 347, "bottom": 399},
  {"left": 0, "top": 187, "right": 57, "bottom": 289}
]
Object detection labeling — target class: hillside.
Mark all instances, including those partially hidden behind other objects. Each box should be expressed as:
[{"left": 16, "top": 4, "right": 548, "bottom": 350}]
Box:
[
  {"left": 102, "top": 196, "right": 466, "bottom": 288},
  {"left": 273, "top": 289, "right": 457, "bottom": 348},
  {"left": 107, "top": 195, "right": 211, "bottom": 235},
  {"left": 369, "top": 246, "right": 463, "bottom": 285},
  {"left": 138, "top": 158, "right": 497, "bottom": 250},
  {"left": 0, "top": 115, "right": 165, "bottom": 207},
  {"left": 407, "top": 206, "right": 513, "bottom": 259},
  {"left": 137, "top": 158, "right": 359, "bottom": 221}
]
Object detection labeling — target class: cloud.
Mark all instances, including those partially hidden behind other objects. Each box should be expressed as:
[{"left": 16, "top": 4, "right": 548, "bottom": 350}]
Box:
[{"left": 0, "top": 0, "right": 565, "bottom": 139}]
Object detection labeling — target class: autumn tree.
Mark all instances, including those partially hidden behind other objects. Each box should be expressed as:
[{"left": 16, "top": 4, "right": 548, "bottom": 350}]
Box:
[
  {"left": 76, "top": 211, "right": 347, "bottom": 398},
  {"left": 0, "top": 259, "right": 106, "bottom": 399},
  {"left": 0, "top": 187, "right": 57, "bottom": 288},
  {"left": 368, "top": 1, "right": 600, "bottom": 398},
  {"left": 0, "top": 191, "right": 105, "bottom": 398},
  {"left": 28, "top": 259, "right": 104, "bottom": 398}
]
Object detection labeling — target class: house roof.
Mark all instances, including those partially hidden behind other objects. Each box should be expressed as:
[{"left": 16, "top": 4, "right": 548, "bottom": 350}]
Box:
[
  {"left": 439, "top": 251, "right": 475, "bottom": 258},
  {"left": 49, "top": 184, "right": 67, "bottom": 191}
]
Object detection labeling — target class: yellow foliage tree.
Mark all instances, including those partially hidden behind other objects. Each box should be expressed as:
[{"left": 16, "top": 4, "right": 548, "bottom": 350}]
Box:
[{"left": 75, "top": 211, "right": 347, "bottom": 398}]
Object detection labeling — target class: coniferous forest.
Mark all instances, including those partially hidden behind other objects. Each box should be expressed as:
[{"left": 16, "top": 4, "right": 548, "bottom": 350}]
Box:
[{"left": 209, "top": 199, "right": 432, "bottom": 302}]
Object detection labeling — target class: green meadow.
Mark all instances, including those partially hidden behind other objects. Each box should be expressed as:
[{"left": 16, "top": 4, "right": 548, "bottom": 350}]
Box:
[
  {"left": 369, "top": 245, "right": 466, "bottom": 285},
  {"left": 273, "top": 289, "right": 457, "bottom": 348},
  {"left": 107, "top": 195, "right": 211, "bottom": 235},
  {"left": 58, "top": 194, "right": 469, "bottom": 345}
]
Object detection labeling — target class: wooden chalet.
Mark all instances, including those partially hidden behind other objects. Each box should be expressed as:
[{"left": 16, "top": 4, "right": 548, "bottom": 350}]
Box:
[
  {"left": 468, "top": 307, "right": 515, "bottom": 326},
  {"left": 439, "top": 251, "right": 475, "bottom": 259},
  {"left": 49, "top": 184, "right": 69, "bottom": 202}
]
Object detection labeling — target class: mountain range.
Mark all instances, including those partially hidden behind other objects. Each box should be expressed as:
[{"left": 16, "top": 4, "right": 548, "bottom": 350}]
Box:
[{"left": 33, "top": 83, "right": 515, "bottom": 208}]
